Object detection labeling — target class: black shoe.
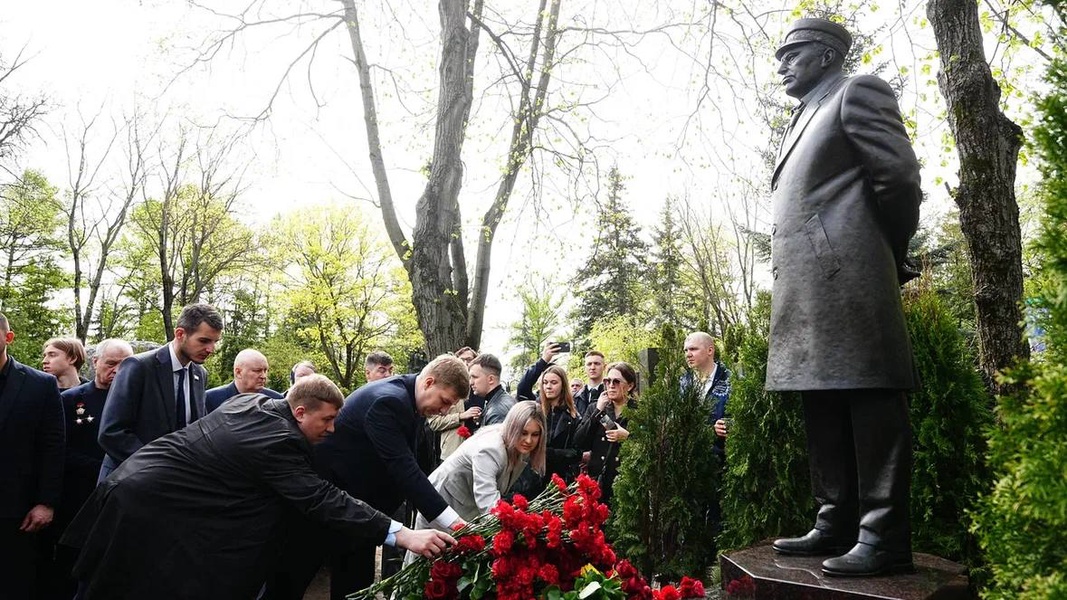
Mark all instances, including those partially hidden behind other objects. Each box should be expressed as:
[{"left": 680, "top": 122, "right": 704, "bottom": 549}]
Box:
[
  {"left": 772, "top": 529, "right": 853, "bottom": 556},
  {"left": 821, "top": 543, "right": 915, "bottom": 577}
]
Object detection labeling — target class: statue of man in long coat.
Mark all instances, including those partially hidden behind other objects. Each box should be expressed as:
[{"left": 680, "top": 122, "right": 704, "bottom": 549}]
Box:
[{"left": 765, "top": 17, "right": 921, "bottom": 577}]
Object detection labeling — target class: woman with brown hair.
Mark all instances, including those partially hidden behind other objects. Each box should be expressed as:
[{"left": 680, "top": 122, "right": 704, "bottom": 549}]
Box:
[
  {"left": 516, "top": 342, "right": 583, "bottom": 482},
  {"left": 574, "top": 361, "right": 638, "bottom": 505}
]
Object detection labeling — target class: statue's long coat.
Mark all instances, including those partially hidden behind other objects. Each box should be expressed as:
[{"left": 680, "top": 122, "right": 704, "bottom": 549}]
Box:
[
  {"left": 62, "top": 394, "right": 391, "bottom": 600},
  {"left": 766, "top": 74, "right": 920, "bottom": 391}
]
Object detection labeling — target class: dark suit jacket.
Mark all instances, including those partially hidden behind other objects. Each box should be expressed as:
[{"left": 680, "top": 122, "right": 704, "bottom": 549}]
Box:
[
  {"left": 205, "top": 381, "right": 283, "bottom": 413},
  {"left": 59, "top": 382, "right": 108, "bottom": 523},
  {"left": 0, "top": 357, "right": 64, "bottom": 519},
  {"left": 97, "top": 345, "right": 208, "bottom": 478},
  {"left": 314, "top": 375, "right": 449, "bottom": 521},
  {"left": 63, "top": 394, "right": 390, "bottom": 600},
  {"left": 767, "top": 73, "right": 920, "bottom": 391}
]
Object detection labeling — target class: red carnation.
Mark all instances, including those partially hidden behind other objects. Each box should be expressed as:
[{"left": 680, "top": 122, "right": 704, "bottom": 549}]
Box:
[
  {"left": 492, "top": 529, "right": 515, "bottom": 555},
  {"left": 615, "top": 559, "right": 638, "bottom": 579},
  {"left": 512, "top": 494, "right": 529, "bottom": 511},
  {"left": 679, "top": 576, "right": 705, "bottom": 598},
  {"left": 453, "top": 533, "right": 485, "bottom": 555},
  {"left": 457, "top": 425, "right": 472, "bottom": 439},
  {"left": 550, "top": 473, "right": 567, "bottom": 492},
  {"left": 430, "top": 560, "right": 462, "bottom": 583},
  {"left": 424, "top": 578, "right": 453, "bottom": 600},
  {"left": 654, "top": 585, "right": 681, "bottom": 600}
]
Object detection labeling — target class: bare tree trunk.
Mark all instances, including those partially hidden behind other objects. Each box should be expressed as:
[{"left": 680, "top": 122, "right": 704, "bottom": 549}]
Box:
[
  {"left": 466, "top": 0, "right": 560, "bottom": 350},
  {"left": 341, "top": 0, "right": 478, "bottom": 355},
  {"left": 156, "top": 131, "right": 188, "bottom": 339},
  {"left": 928, "top": 0, "right": 1029, "bottom": 395}
]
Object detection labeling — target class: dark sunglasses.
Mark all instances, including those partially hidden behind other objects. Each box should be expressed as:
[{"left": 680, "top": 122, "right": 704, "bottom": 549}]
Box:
[{"left": 603, "top": 377, "right": 626, "bottom": 386}]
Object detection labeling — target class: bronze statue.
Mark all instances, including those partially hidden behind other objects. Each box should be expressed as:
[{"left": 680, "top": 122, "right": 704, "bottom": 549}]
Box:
[{"left": 765, "top": 18, "right": 921, "bottom": 577}]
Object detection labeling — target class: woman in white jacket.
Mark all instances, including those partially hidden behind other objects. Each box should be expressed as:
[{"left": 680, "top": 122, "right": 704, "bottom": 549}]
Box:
[{"left": 414, "top": 401, "right": 547, "bottom": 530}]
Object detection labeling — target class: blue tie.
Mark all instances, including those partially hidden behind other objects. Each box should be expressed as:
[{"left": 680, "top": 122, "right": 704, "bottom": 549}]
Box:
[{"left": 176, "top": 368, "right": 187, "bottom": 427}]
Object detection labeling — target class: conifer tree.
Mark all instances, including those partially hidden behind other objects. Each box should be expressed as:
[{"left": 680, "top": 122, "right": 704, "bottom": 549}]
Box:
[
  {"left": 970, "top": 57, "right": 1067, "bottom": 600},
  {"left": 571, "top": 166, "right": 650, "bottom": 340},
  {"left": 648, "top": 197, "right": 698, "bottom": 333},
  {"left": 611, "top": 327, "right": 719, "bottom": 581},
  {"left": 717, "top": 292, "right": 811, "bottom": 552}
]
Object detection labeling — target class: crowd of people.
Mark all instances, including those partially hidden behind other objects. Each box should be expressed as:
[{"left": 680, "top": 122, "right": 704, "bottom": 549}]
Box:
[{"left": 1, "top": 301, "right": 731, "bottom": 600}]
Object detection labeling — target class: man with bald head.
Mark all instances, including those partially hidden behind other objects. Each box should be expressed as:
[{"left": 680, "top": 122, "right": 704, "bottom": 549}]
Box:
[
  {"left": 682, "top": 332, "right": 731, "bottom": 453},
  {"left": 206, "top": 349, "right": 283, "bottom": 413}
]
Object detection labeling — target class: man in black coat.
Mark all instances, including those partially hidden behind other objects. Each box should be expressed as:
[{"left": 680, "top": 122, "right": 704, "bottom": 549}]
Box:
[
  {"left": 97, "top": 303, "right": 222, "bottom": 481},
  {"left": 62, "top": 375, "right": 454, "bottom": 600},
  {"left": 268, "top": 354, "right": 470, "bottom": 600},
  {"left": 0, "top": 313, "right": 64, "bottom": 599},
  {"left": 766, "top": 18, "right": 921, "bottom": 577}
]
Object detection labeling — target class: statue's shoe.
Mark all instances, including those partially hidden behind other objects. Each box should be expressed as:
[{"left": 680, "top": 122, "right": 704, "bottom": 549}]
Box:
[
  {"left": 772, "top": 529, "right": 853, "bottom": 556},
  {"left": 821, "top": 543, "right": 915, "bottom": 577}
]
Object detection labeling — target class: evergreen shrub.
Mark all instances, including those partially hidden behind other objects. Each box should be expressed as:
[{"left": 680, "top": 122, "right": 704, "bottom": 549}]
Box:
[
  {"left": 902, "top": 280, "right": 992, "bottom": 564},
  {"left": 716, "top": 291, "right": 812, "bottom": 552},
  {"left": 611, "top": 328, "right": 719, "bottom": 580},
  {"left": 970, "top": 58, "right": 1067, "bottom": 600}
]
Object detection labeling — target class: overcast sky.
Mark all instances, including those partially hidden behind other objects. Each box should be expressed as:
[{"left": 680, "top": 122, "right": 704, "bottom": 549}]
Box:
[{"left": 1, "top": 0, "right": 1048, "bottom": 366}]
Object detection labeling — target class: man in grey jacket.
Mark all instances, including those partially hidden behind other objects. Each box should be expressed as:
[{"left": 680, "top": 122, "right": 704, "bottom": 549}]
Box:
[
  {"left": 469, "top": 353, "right": 515, "bottom": 427},
  {"left": 766, "top": 18, "right": 921, "bottom": 577}
]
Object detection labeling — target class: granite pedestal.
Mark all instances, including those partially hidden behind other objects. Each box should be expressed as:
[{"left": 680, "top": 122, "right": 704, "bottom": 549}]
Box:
[{"left": 720, "top": 542, "right": 971, "bottom": 599}]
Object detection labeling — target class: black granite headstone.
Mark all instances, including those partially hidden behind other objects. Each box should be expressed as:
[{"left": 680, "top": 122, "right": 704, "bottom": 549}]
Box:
[{"left": 721, "top": 543, "right": 971, "bottom": 599}]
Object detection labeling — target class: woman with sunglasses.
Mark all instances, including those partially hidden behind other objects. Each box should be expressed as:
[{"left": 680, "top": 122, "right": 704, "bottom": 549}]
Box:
[
  {"left": 516, "top": 342, "right": 583, "bottom": 483},
  {"left": 574, "top": 361, "right": 638, "bottom": 505}
]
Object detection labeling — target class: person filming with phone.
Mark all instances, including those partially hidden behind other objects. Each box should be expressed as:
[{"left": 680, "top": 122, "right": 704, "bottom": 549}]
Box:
[
  {"left": 516, "top": 341, "right": 583, "bottom": 482},
  {"left": 574, "top": 362, "right": 638, "bottom": 507}
]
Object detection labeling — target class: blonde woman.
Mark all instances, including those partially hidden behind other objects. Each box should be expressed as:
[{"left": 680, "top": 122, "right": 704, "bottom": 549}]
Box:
[{"left": 415, "top": 401, "right": 547, "bottom": 528}]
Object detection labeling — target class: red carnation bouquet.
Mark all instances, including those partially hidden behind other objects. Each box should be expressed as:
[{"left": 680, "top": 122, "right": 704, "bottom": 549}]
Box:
[{"left": 347, "top": 474, "right": 705, "bottom": 600}]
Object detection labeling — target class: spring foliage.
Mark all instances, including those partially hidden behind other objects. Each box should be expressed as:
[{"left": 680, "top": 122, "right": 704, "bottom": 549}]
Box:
[{"left": 970, "top": 58, "right": 1067, "bottom": 600}]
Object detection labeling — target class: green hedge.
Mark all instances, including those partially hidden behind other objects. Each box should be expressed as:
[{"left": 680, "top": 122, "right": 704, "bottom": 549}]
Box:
[
  {"left": 717, "top": 292, "right": 812, "bottom": 552},
  {"left": 611, "top": 328, "right": 720, "bottom": 580},
  {"left": 903, "top": 282, "right": 992, "bottom": 565}
]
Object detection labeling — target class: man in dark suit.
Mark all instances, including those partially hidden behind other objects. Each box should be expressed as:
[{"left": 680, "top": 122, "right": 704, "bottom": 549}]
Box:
[
  {"left": 573, "top": 350, "right": 605, "bottom": 416},
  {"left": 765, "top": 18, "right": 921, "bottom": 577},
  {"left": 97, "top": 303, "right": 223, "bottom": 481},
  {"left": 62, "top": 375, "right": 453, "bottom": 600},
  {"left": 682, "top": 332, "right": 731, "bottom": 453},
  {"left": 267, "top": 354, "right": 469, "bottom": 600},
  {"left": 205, "top": 348, "right": 283, "bottom": 413},
  {"left": 35, "top": 339, "right": 134, "bottom": 600},
  {"left": 0, "top": 313, "right": 64, "bottom": 599}
]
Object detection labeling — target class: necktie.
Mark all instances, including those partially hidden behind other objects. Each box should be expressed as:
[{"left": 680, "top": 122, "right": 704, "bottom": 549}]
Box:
[
  {"left": 175, "top": 368, "right": 187, "bottom": 427},
  {"left": 785, "top": 102, "right": 805, "bottom": 139}
]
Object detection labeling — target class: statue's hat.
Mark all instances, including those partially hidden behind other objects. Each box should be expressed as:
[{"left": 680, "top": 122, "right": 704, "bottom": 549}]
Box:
[{"left": 775, "top": 18, "right": 852, "bottom": 60}]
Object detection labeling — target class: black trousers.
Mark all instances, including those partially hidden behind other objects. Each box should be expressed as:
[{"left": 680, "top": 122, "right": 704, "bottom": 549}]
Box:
[
  {"left": 801, "top": 389, "right": 912, "bottom": 553},
  {"left": 262, "top": 518, "right": 376, "bottom": 600},
  {"left": 0, "top": 518, "right": 37, "bottom": 600}
]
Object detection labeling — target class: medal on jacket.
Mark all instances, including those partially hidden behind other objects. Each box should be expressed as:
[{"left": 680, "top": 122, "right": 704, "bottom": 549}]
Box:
[{"left": 75, "top": 402, "right": 94, "bottom": 424}]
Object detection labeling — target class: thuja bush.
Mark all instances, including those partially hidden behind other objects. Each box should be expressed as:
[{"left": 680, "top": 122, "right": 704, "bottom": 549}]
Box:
[
  {"left": 970, "top": 58, "right": 1067, "bottom": 600},
  {"left": 611, "top": 328, "right": 720, "bottom": 581},
  {"left": 716, "top": 292, "right": 812, "bottom": 552},
  {"left": 902, "top": 280, "right": 992, "bottom": 565}
]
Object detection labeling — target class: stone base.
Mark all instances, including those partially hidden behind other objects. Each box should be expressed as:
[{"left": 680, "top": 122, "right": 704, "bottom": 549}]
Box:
[{"left": 720, "top": 542, "right": 971, "bottom": 599}]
